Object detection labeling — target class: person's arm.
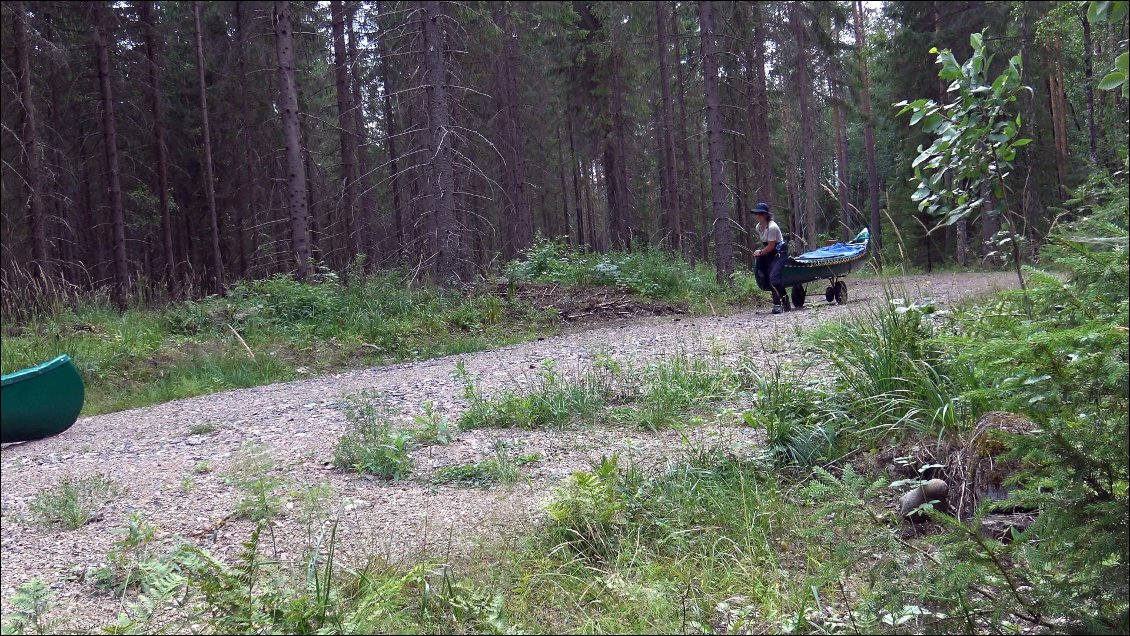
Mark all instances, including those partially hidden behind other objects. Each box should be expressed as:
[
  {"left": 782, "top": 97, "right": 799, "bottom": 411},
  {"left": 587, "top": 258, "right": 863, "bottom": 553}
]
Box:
[{"left": 754, "top": 240, "right": 777, "bottom": 257}]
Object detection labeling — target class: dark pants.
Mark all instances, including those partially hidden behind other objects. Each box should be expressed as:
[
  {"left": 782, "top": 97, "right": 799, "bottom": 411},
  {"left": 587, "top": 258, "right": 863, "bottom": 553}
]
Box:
[{"left": 756, "top": 245, "right": 789, "bottom": 306}]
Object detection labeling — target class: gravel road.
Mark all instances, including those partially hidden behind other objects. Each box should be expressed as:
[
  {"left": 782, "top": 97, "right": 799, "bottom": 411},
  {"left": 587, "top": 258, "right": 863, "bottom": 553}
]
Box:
[{"left": 0, "top": 272, "right": 1017, "bottom": 629}]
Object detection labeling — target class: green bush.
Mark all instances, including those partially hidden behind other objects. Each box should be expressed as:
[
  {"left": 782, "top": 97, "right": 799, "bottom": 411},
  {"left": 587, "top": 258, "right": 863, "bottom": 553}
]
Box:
[
  {"left": 504, "top": 237, "right": 748, "bottom": 304},
  {"left": 333, "top": 392, "right": 414, "bottom": 480},
  {"left": 26, "top": 473, "right": 122, "bottom": 530}
]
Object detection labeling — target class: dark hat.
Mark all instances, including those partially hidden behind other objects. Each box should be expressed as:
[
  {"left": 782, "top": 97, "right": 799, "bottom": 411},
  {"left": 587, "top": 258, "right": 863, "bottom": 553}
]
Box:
[{"left": 751, "top": 202, "right": 770, "bottom": 215}]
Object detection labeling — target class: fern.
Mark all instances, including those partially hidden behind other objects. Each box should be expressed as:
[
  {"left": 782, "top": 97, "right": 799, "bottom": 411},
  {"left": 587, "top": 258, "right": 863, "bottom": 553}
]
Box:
[{"left": 0, "top": 580, "right": 58, "bottom": 636}]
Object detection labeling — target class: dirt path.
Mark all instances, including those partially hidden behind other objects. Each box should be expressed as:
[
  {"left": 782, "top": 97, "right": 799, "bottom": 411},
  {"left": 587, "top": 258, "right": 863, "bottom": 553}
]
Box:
[{"left": 0, "top": 272, "right": 1016, "bottom": 629}]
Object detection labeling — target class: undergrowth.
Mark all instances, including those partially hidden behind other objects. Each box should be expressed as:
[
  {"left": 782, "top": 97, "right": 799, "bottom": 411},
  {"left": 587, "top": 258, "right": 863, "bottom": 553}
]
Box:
[
  {"left": 0, "top": 270, "right": 559, "bottom": 416},
  {"left": 457, "top": 350, "right": 758, "bottom": 432}
]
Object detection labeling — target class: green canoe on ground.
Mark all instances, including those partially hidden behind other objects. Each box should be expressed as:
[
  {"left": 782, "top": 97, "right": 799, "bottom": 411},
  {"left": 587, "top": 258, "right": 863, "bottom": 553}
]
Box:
[{"left": 1, "top": 354, "right": 85, "bottom": 443}]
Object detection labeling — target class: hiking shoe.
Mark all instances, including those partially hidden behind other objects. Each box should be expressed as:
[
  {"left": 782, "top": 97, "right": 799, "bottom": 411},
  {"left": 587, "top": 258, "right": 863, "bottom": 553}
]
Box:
[
  {"left": 782, "top": 301, "right": 792, "bottom": 312},
  {"left": 772, "top": 305, "right": 783, "bottom": 315}
]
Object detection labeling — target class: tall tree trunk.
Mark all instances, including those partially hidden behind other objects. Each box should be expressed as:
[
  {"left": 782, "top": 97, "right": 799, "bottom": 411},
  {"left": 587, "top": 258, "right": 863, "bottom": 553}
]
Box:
[
  {"left": 13, "top": 0, "right": 50, "bottom": 277},
  {"left": 141, "top": 0, "right": 178, "bottom": 297},
  {"left": 831, "top": 67, "right": 851, "bottom": 241},
  {"left": 579, "top": 4, "right": 632, "bottom": 253},
  {"left": 420, "top": 0, "right": 463, "bottom": 284},
  {"left": 234, "top": 2, "right": 252, "bottom": 280},
  {"left": 273, "top": 1, "right": 313, "bottom": 281},
  {"left": 1080, "top": 8, "right": 1099, "bottom": 165},
  {"left": 746, "top": 2, "right": 774, "bottom": 208},
  {"left": 557, "top": 124, "right": 572, "bottom": 245},
  {"left": 673, "top": 6, "right": 693, "bottom": 260},
  {"left": 347, "top": 2, "right": 376, "bottom": 266},
  {"left": 1048, "top": 36, "right": 1070, "bottom": 197},
  {"left": 699, "top": 1, "right": 733, "bottom": 283},
  {"left": 567, "top": 112, "right": 586, "bottom": 248},
  {"left": 92, "top": 2, "right": 130, "bottom": 308},
  {"left": 792, "top": 1, "right": 818, "bottom": 251},
  {"left": 492, "top": 2, "right": 533, "bottom": 259},
  {"left": 376, "top": 1, "right": 407, "bottom": 264},
  {"left": 655, "top": 1, "right": 681, "bottom": 253},
  {"left": 304, "top": 144, "right": 323, "bottom": 265},
  {"left": 853, "top": 0, "right": 881, "bottom": 269},
  {"left": 195, "top": 1, "right": 224, "bottom": 294},
  {"left": 331, "top": 0, "right": 359, "bottom": 266}
]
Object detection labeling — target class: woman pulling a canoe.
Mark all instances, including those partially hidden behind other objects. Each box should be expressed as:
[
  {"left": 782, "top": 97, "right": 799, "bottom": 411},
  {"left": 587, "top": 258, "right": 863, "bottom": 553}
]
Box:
[{"left": 751, "top": 202, "right": 790, "bottom": 314}]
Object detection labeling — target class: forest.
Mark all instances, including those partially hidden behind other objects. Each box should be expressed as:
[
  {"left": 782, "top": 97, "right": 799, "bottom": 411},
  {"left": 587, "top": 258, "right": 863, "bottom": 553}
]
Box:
[
  {"left": 1, "top": 1, "right": 1128, "bottom": 635},
  {"left": 1, "top": 0, "right": 1125, "bottom": 307}
]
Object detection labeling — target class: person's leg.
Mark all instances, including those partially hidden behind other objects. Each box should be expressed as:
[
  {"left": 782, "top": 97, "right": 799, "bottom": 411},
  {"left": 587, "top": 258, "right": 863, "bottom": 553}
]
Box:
[{"left": 769, "top": 252, "right": 789, "bottom": 311}]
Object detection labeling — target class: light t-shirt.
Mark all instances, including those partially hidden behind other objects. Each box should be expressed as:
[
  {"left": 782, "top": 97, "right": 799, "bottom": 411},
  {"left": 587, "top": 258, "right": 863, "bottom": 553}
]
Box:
[{"left": 757, "top": 220, "right": 784, "bottom": 245}]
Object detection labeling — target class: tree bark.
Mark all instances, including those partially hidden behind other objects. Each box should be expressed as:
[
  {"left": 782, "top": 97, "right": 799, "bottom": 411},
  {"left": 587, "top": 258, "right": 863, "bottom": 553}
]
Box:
[
  {"left": 792, "top": 1, "right": 818, "bottom": 251},
  {"left": 331, "top": 0, "right": 359, "bottom": 267},
  {"left": 655, "top": 1, "right": 681, "bottom": 253},
  {"left": 234, "top": 2, "right": 252, "bottom": 280},
  {"left": 1048, "top": 35, "right": 1070, "bottom": 198},
  {"left": 13, "top": 0, "right": 50, "bottom": 277},
  {"left": 273, "top": 0, "right": 313, "bottom": 282},
  {"left": 92, "top": 2, "right": 130, "bottom": 308},
  {"left": 376, "top": 1, "right": 407, "bottom": 264},
  {"left": 1080, "top": 7, "right": 1098, "bottom": 165},
  {"left": 831, "top": 66, "right": 851, "bottom": 241},
  {"left": 673, "top": 5, "right": 694, "bottom": 260},
  {"left": 347, "top": 1, "right": 376, "bottom": 266},
  {"left": 567, "top": 112, "right": 586, "bottom": 248},
  {"left": 140, "top": 0, "right": 179, "bottom": 297},
  {"left": 492, "top": 2, "right": 533, "bottom": 259},
  {"left": 699, "top": 1, "right": 733, "bottom": 284},
  {"left": 746, "top": 2, "right": 774, "bottom": 208},
  {"left": 195, "top": 1, "right": 224, "bottom": 294},
  {"left": 420, "top": 0, "right": 463, "bottom": 284},
  {"left": 853, "top": 0, "right": 881, "bottom": 269}
]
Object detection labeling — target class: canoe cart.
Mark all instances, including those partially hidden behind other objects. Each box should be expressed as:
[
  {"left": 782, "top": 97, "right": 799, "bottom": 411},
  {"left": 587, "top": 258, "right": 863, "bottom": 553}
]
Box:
[
  {"left": 1, "top": 354, "right": 85, "bottom": 443},
  {"left": 755, "top": 228, "right": 870, "bottom": 308}
]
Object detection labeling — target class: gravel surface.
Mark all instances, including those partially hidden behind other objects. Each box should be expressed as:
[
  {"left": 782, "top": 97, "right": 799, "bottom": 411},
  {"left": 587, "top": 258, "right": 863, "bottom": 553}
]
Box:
[{"left": 0, "top": 272, "right": 1016, "bottom": 629}]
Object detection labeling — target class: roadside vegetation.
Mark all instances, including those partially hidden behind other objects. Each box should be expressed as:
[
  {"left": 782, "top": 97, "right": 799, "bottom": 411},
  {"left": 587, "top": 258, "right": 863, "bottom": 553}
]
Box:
[
  {"left": 5, "top": 168, "right": 1124, "bottom": 635},
  {"left": 0, "top": 257, "right": 761, "bottom": 415}
]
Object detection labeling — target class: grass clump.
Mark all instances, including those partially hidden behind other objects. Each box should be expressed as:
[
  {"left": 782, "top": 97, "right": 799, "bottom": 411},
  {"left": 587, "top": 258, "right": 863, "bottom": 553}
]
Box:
[
  {"left": 457, "top": 351, "right": 757, "bottom": 432},
  {"left": 332, "top": 392, "right": 414, "bottom": 480},
  {"left": 432, "top": 441, "right": 539, "bottom": 487},
  {"left": 409, "top": 401, "right": 457, "bottom": 446},
  {"left": 27, "top": 473, "right": 121, "bottom": 530},
  {"left": 457, "top": 360, "right": 614, "bottom": 431},
  {"left": 226, "top": 443, "right": 285, "bottom": 521}
]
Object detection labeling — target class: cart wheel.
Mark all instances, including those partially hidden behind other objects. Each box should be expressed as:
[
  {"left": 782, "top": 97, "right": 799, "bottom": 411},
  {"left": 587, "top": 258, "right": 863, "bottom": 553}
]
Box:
[
  {"left": 825, "top": 286, "right": 836, "bottom": 303},
  {"left": 791, "top": 285, "right": 806, "bottom": 308},
  {"left": 833, "top": 281, "right": 848, "bottom": 305}
]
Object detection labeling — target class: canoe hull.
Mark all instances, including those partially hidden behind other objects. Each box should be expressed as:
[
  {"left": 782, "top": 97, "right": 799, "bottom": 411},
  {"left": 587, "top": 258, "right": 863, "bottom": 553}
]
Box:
[
  {"left": 1, "top": 355, "right": 85, "bottom": 443},
  {"left": 779, "top": 252, "right": 868, "bottom": 288}
]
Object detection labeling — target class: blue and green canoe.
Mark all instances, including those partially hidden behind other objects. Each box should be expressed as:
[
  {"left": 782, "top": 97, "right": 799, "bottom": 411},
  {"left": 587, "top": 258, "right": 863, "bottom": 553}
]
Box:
[
  {"left": 756, "top": 228, "right": 871, "bottom": 307},
  {"left": 1, "top": 354, "right": 85, "bottom": 443}
]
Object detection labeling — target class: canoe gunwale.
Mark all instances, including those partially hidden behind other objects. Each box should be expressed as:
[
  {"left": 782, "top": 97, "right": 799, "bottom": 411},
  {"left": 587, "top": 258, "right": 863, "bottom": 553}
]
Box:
[{"left": 1, "top": 354, "right": 74, "bottom": 388}]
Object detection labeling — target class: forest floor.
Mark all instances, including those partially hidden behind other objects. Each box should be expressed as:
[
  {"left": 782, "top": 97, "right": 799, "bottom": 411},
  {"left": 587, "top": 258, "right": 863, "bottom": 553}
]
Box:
[{"left": 0, "top": 271, "right": 1017, "bottom": 630}]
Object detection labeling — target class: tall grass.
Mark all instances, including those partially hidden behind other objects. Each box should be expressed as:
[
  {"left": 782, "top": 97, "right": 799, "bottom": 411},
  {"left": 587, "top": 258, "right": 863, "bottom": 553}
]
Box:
[
  {"left": 457, "top": 350, "right": 758, "bottom": 432},
  {"left": 0, "top": 271, "right": 560, "bottom": 415},
  {"left": 504, "top": 237, "right": 761, "bottom": 308}
]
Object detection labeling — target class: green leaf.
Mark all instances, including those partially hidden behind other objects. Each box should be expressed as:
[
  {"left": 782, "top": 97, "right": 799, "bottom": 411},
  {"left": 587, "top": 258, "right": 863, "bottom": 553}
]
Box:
[
  {"left": 1087, "top": 1, "right": 1108, "bottom": 25},
  {"left": 1012, "top": 138, "right": 1032, "bottom": 147},
  {"left": 1097, "top": 70, "right": 1126, "bottom": 91}
]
